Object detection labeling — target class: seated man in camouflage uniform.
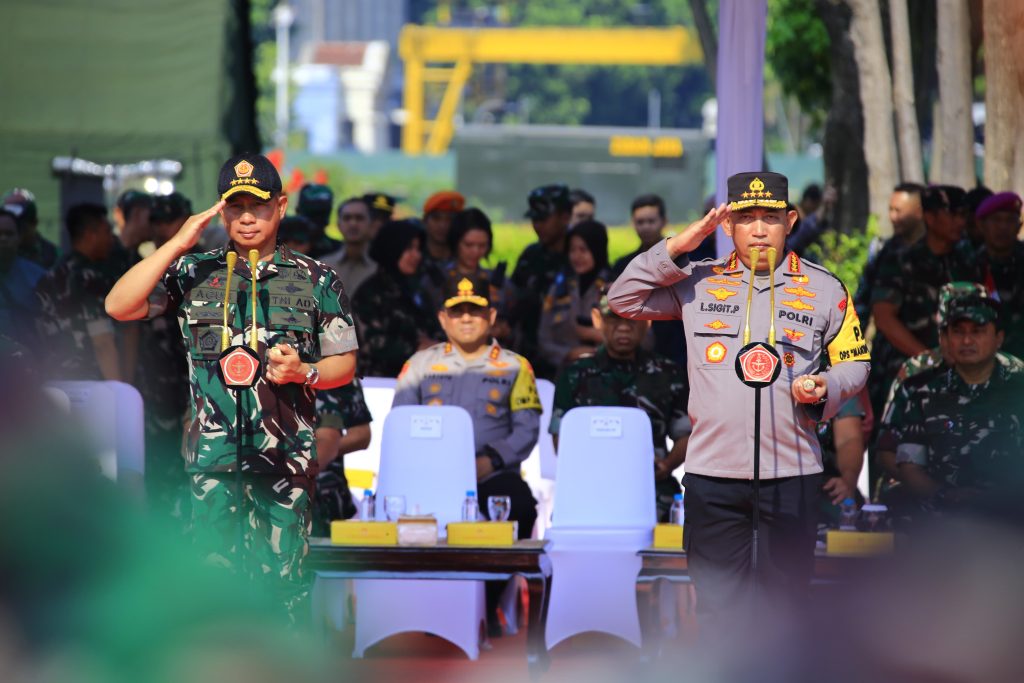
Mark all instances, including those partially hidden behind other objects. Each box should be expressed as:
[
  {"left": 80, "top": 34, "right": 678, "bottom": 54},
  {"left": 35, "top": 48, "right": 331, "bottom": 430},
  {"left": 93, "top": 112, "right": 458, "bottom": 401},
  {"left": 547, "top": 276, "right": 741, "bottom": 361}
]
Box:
[
  {"left": 550, "top": 293, "right": 690, "bottom": 521},
  {"left": 106, "top": 154, "right": 359, "bottom": 616},
  {"left": 881, "top": 292, "right": 1024, "bottom": 521},
  {"left": 875, "top": 282, "right": 1024, "bottom": 508}
]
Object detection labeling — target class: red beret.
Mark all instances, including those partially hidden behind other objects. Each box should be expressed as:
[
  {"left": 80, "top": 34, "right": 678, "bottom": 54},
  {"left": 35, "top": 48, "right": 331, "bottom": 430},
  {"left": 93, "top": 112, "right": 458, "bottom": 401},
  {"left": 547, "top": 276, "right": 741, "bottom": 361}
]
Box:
[
  {"left": 975, "top": 191, "right": 1022, "bottom": 220},
  {"left": 423, "top": 190, "right": 465, "bottom": 215}
]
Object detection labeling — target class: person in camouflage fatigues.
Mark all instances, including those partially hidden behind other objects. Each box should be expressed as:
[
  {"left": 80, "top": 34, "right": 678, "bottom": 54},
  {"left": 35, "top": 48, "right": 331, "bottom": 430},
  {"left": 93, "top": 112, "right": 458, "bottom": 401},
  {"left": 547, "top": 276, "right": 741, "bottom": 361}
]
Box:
[
  {"left": 550, "top": 294, "right": 690, "bottom": 521},
  {"left": 352, "top": 219, "right": 442, "bottom": 377},
  {"left": 34, "top": 204, "right": 120, "bottom": 380},
  {"left": 974, "top": 191, "right": 1024, "bottom": 357},
  {"left": 881, "top": 291, "right": 1024, "bottom": 522},
  {"left": 509, "top": 185, "right": 572, "bottom": 379},
  {"left": 313, "top": 378, "right": 373, "bottom": 534},
  {"left": 105, "top": 154, "right": 359, "bottom": 617},
  {"left": 868, "top": 186, "right": 980, "bottom": 420}
]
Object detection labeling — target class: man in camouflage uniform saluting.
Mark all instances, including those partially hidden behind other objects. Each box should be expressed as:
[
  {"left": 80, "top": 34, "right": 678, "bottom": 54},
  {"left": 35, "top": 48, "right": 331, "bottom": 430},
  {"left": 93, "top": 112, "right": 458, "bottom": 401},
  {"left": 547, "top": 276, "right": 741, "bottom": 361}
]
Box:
[
  {"left": 551, "top": 292, "right": 690, "bottom": 521},
  {"left": 106, "top": 154, "right": 358, "bottom": 613}
]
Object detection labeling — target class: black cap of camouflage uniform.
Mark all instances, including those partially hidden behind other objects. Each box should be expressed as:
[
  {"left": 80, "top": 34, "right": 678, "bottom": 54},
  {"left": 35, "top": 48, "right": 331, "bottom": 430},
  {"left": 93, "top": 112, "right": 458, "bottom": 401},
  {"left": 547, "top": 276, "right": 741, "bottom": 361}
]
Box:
[
  {"left": 2, "top": 188, "right": 38, "bottom": 225},
  {"left": 217, "top": 153, "right": 282, "bottom": 201},
  {"left": 296, "top": 184, "right": 334, "bottom": 226},
  {"left": 442, "top": 273, "right": 491, "bottom": 309},
  {"left": 922, "top": 185, "right": 967, "bottom": 213},
  {"left": 150, "top": 192, "right": 192, "bottom": 223},
  {"left": 525, "top": 184, "right": 572, "bottom": 220}
]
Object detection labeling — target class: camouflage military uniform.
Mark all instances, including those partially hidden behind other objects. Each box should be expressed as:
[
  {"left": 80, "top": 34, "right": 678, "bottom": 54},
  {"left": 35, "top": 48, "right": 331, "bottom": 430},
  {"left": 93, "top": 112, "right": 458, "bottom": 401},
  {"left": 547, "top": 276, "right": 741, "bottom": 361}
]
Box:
[
  {"left": 313, "top": 378, "right": 373, "bottom": 533},
  {"left": 889, "top": 363, "right": 1024, "bottom": 514},
  {"left": 868, "top": 240, "right": 979, "bottom": 414},
  {"left": 352, "top": 268, "right": 441, "bottom": 378},
  {"left": 148, "top": 242, "right": 358, "bottom": 607},
  {"left": 509, "top": 241, "right": 569, "bottom": 379},
  {"left": 977, "top": 242, "right": 1024, "bottom": 358},
  {"left": 34, "top": 251, "right": 114, "bottom": 380},
  {"left": 538, "top": 267, "right": 609, "bottom": 368},
  {"left": 550, "top": 346, "right": 691, "bottom": 521}
]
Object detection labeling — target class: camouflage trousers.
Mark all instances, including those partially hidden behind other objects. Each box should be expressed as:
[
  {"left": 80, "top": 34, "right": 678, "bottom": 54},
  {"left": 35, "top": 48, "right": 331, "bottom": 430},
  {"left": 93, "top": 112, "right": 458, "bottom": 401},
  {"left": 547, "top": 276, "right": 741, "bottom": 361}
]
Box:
[
  {"left": 144, "top": 417, "right": 188, "bottom": 527},
  {"left": 190, "top": 472, "right": 313, "bottom": 618}
]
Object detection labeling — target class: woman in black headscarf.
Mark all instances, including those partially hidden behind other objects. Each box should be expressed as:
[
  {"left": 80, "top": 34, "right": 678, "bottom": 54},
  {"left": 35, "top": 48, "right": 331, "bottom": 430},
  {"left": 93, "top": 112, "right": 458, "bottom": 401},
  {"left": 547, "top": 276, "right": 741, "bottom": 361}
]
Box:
[
  {"left": 352, "top": 219, "right": 442, "bottom": 377},
  {"left": 538, "top": 219, "right": 611, "bottom": 369}
]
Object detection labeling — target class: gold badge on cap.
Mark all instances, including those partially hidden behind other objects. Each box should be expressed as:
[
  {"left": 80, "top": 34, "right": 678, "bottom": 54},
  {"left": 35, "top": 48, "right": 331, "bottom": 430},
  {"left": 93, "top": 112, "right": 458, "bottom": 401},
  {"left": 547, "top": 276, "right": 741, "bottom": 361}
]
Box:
[
  {"left": 234, "top": 160, "right": 254, "bottom": 178},
  {"left": 458, "top": 277, "right": 474, "bottom": 296}
]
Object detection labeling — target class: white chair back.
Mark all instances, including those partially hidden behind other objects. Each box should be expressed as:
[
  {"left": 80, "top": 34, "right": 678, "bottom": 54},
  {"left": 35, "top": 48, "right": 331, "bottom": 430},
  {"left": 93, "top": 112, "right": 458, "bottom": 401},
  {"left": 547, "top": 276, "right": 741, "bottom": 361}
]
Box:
[
  {"left": 341, "top": 376, "right": 395, "bottom": 476},
  {"left": 47, "top": 380, "right": 145, "bottom": 489},
  {"left": 375, "top": 404, "right": 477, "bottom": 527},
  {"left": 551, "top": 406, "right": 657, "bottom": 529}
]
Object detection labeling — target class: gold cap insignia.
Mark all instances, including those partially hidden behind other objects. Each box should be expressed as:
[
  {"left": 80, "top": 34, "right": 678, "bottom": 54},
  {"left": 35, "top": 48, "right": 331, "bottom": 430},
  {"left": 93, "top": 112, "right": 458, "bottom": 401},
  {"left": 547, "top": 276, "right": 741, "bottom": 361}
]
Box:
[
  {"left": 457, "top": 277, "right": 474, "bottom": 296},
  {"left": 234, "top": 160, "right": 254, "bottom": 178},
  {"left": 749, "top": 177, "right": 765, "bottom": 193}
]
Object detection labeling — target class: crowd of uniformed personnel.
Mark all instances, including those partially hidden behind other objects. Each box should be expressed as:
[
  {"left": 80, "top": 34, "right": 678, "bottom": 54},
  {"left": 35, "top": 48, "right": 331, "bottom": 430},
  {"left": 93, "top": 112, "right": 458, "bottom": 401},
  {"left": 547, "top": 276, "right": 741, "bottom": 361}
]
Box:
[{"left": 2, "top": 164, "right": 1024, "bottom": 622}]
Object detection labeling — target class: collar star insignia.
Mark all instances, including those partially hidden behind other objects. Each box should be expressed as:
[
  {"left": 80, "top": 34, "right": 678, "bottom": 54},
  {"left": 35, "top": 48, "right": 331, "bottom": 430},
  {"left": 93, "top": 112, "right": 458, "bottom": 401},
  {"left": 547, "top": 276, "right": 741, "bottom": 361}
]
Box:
[{"left": 707, "top": 287, "right": 739, "bottom": 301}]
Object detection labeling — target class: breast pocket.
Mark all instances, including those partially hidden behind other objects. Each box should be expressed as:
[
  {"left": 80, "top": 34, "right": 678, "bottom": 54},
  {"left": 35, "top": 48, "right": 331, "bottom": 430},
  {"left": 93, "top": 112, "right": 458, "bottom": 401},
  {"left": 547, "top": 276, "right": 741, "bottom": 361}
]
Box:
[
  {"left": 693, "top": 311, "right": 741, "bottom": 371},
  {"left": 268, "top": 309, "right": 316, "bottom": 360},
  {"left": 186, "top": 304, "right": 228, "bottom": 360}
]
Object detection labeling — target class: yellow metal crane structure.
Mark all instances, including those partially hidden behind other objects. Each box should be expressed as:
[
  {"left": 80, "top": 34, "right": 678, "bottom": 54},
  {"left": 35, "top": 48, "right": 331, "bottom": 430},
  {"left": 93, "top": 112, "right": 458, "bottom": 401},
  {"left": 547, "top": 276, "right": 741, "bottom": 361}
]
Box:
[{"left": 398, "top": 25, "right": 703, "bottom": 155}]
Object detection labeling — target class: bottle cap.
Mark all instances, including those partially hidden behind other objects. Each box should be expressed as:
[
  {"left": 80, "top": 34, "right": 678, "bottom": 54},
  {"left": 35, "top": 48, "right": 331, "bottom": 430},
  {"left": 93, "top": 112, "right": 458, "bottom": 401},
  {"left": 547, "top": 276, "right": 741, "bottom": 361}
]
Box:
[
  {"left": 842, "top": 497, "right": 855, "bottom": 505},
  {"left": 673, "top": 493, "right": 682, "bottom": 500},
  {"left": 364, "top": 489, "right": 373, "bottom": 495},
  {"left": 466, "top": 490, "right": 475, "bottom": 496}
]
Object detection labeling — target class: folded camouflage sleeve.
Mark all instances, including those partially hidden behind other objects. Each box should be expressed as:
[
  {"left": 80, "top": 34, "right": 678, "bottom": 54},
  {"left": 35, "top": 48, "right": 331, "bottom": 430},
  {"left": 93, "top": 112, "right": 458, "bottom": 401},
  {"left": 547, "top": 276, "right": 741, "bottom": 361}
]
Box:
[{"left": 318, "top": 269, "right": 359, "bottom": 357}]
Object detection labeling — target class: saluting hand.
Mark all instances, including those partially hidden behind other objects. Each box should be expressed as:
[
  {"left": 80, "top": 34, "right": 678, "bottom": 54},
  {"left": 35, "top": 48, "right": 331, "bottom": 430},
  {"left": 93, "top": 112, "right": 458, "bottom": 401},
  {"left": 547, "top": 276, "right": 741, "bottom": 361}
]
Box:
[
  {"left": 666, "top": 203, "right": 730, "bottom": 258},
  {"left": 792, "top": 374, "right": 827, "bottom": 404},
  {"left": 171, "top": 200, "right": 225, "bottom": 254},
  {"left": 266, "top": 343, "right": 307, "bottom": 385}
]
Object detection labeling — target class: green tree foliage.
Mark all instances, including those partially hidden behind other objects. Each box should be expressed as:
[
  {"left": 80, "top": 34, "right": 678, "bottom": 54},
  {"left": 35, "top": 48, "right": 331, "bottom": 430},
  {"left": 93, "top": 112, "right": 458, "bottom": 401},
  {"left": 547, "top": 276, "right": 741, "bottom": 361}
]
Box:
[
  {"left": 251, "top": 0, "right": 277, "bottom": 146},
  {"left": 765, "top": 0, "right": 831, "bottom": 125}
]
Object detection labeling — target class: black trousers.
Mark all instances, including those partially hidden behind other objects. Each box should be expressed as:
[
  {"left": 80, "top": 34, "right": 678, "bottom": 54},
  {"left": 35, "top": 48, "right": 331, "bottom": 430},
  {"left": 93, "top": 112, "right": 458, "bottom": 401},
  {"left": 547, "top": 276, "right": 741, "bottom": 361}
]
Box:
[
  {"left": 478, "top": 471, "right": 538, "bottom": 627},
  {"left": 683, "top": 472, "right": 821, "bottom": 643}
]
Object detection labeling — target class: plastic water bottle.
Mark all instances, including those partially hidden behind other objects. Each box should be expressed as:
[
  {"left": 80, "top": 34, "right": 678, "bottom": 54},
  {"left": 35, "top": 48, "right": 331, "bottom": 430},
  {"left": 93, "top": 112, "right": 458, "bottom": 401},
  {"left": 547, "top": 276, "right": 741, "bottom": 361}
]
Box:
[
  {"left": 669, "top": 493, "right": 685, "bottom": 526},
  {"left": 462, "top": 490, "right": 479, "bottom": 521},
  {"left": 838, "top": 497, "right": 858, "bottom": 530},
  {"left": 360, "top": 489, "right": 375, "bottom": 521}
]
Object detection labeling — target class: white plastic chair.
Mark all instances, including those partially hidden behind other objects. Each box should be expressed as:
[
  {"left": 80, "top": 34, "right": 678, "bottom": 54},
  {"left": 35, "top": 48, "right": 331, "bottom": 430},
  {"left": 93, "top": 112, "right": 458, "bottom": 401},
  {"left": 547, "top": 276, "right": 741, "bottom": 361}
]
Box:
[
  {"left": 351, "top": 405, "right": 486, "bottom": 659},
  {"left": 520, "top": 378, "right": 557, "bottom": 539},
  {"left": 544, "top": 406, "right": 656, "bottom": 650},
  {"left": 46, "top": 380, "right": 145, "bottom": 493}
]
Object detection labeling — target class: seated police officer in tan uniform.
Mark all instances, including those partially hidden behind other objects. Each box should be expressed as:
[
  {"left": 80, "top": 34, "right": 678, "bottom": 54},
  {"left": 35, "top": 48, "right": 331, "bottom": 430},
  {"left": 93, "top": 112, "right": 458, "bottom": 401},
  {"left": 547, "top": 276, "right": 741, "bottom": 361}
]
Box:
[{"left": 392, "top": 273, "right": 541, "bottom": 634}]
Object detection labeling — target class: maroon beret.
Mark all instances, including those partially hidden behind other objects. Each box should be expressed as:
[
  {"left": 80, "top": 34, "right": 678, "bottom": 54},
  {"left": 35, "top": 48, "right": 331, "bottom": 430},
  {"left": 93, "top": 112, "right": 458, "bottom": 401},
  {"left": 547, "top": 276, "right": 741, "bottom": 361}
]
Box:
[{"left": 975, "top": 191, "right": 1022, "bottom": 220}]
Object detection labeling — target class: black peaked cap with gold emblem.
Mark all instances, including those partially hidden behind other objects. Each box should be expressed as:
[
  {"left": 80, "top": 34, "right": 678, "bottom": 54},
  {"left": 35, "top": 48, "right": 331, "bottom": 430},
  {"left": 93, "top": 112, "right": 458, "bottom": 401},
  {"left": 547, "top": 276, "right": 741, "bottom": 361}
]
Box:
[
  {"left": 726, "top": 171, "right": 788, "bottom": 211},
  {"left": 443, "top": 273, "right": 491, "bottom": 309},
  {"left": 217, "top": 154, "right": 283, "bottom": 202}
]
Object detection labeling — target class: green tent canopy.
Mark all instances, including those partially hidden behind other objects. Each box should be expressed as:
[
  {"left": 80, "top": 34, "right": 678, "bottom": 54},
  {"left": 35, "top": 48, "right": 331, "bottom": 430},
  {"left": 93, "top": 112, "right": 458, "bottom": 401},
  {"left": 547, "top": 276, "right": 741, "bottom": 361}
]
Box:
[{"left": 0, "top": 0, "right": 259, "bottom": 242}]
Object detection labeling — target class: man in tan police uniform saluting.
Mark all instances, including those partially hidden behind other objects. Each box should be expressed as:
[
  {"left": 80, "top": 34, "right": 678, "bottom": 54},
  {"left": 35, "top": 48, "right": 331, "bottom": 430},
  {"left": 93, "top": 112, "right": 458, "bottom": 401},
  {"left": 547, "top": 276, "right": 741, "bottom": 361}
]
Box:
[{"left": 608, "top": 172, "right": 869, "bottom": 640}]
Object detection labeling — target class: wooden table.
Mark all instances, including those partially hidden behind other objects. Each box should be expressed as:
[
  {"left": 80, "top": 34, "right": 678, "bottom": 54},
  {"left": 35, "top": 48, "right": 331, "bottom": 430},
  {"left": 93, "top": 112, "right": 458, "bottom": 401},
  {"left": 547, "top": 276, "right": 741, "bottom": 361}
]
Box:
[
  {"left": 635, "top": 548, "right": 889, "bottom": 660},
  {"left": 308, "top": 538, "right": 552, "bottom": 677}
]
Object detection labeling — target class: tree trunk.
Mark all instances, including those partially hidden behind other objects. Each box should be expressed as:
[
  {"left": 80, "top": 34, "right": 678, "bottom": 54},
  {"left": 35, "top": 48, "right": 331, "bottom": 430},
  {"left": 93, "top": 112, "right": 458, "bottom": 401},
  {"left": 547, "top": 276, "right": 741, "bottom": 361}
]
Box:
[
  {"left": 890, "top": 0, "right": 924, "bottom": 182},
  {"left": 688, "top": 0, "right": 718, "bottom": 85},
  {"left": 845, "top": 0, "right": 899, "bottom": 236},
  {"left": 931, "top": 0, "right": 974, "bottom": 187},
  {"left": 982, "top": 0, "right": 1024, "bottom": 191},
  {"left": 817, "top": 0, "right": 869, "bottom": 234}
]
